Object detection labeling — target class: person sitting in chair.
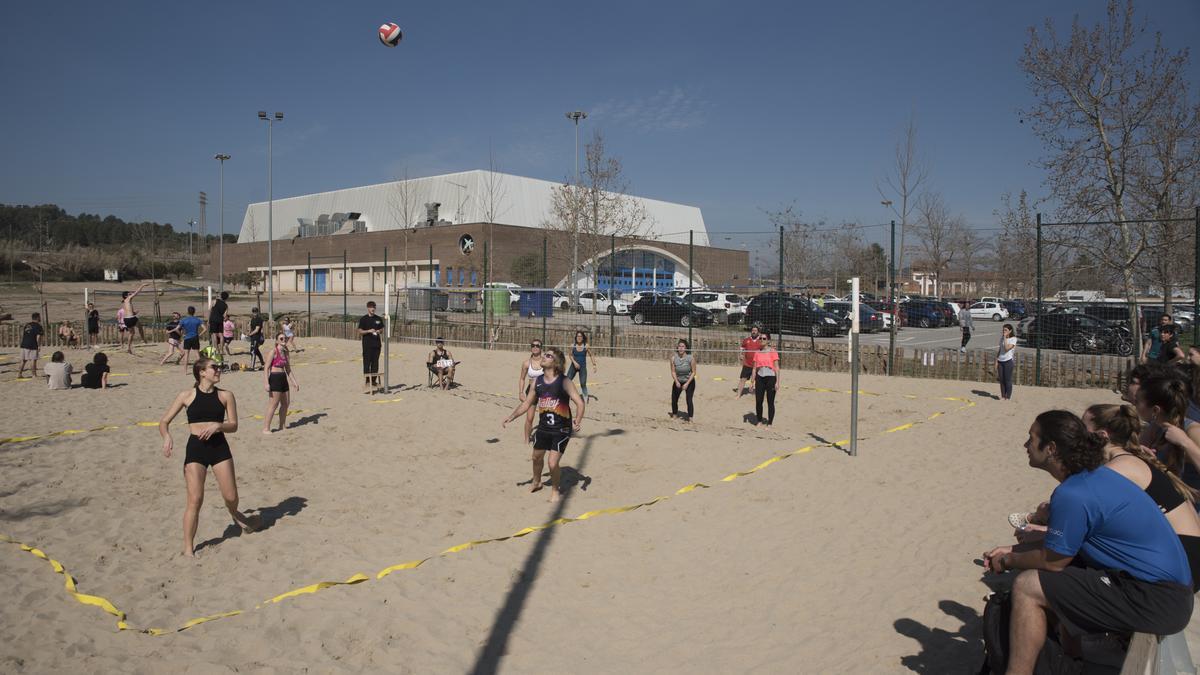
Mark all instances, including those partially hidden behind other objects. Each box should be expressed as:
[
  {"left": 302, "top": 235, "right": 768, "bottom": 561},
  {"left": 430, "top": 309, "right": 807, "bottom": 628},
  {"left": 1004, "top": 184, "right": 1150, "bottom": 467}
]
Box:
[{"left": 427, "top": 337, "right": 456, "bottom": 390}]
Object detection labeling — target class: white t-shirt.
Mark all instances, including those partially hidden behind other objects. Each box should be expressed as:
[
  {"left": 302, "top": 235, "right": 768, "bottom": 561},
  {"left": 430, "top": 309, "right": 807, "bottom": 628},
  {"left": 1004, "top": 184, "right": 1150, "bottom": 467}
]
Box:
[
  {"left": 45, "top": 362, "right": 73, "bottom": 390},
  {"left": 997, "top": 337, "right": 1017, "bottom": 362}
]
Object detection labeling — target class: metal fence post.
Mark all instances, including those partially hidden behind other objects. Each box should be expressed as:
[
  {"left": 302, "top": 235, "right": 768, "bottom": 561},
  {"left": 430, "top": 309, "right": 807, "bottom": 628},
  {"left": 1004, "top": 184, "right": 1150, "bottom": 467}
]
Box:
[
  {"left": 610, "top": 234, "right": 616, "bottom": 357},
  {"left": 428, "top": 244, "right": 434, "bottom": 344},
  {"left": 343, "top": 249, "right": 348, "bottom": 339},
  {"left": 382, "top": 246, "right": 387, "bottom": 297},
  {"left": 1035, "top": 212, "right": 1042, "bottom": 387},
  {"left": 688, "top": 230, "right": 694, "bottom": 347},
  {"left": 306, "top": 251, "right": 312, "bottom": 330},
  {"left": 542, "top": 235, "right": 548, "bottom": 344},
  {"left": 483, "top": 241, "right": 489, "bottom": 349},
  {"left": 777, "top": 225, "right": 784, "bottom": 360},
  {"left": 888, "top": 219, "right": 896, "bottom": 376},
  {"left": 1194, "top": 206, "right": 1199, "bottom": 346}
]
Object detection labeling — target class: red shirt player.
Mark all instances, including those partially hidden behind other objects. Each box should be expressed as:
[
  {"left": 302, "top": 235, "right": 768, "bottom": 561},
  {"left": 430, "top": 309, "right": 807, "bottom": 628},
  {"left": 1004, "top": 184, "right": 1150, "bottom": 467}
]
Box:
[{"left": 737, "top": 325, "right": 764, "bottom": 396}]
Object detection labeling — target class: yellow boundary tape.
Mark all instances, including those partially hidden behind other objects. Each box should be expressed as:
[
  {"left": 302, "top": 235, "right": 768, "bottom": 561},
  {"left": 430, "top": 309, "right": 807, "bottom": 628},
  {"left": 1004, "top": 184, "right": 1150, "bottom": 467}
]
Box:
[{"left": 1, "top": 395, "right": 975, "bottom": 636}]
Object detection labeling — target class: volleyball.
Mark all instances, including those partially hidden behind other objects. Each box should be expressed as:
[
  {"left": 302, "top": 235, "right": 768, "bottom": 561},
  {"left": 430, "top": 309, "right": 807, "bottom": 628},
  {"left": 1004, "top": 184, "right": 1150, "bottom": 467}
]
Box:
[{"left": 378, "top": 23, "right": 403, "bottom": 47}]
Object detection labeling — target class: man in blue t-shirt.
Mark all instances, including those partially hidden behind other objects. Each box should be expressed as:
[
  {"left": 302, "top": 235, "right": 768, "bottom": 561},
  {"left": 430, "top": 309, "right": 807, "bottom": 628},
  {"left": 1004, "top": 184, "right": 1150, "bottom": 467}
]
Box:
[
  {"left": 178, "top": 305, "right": 206, "bottom": 372},
  {"left": 983, "top": 411, "right": 1193, "bottom": 673}
]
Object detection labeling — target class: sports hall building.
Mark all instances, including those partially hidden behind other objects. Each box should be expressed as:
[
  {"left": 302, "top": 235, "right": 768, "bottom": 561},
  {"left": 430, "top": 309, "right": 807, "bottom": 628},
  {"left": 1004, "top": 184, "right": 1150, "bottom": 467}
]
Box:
[{"left": 223, "top": 170, "right": 748, "bottom": 295}]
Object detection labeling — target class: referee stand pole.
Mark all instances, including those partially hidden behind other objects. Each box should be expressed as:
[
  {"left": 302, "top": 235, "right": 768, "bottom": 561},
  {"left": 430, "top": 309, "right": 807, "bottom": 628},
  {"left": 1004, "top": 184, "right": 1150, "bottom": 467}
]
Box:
[
  {"left": 383, "top": 282, "right": 391, "bottom": 395},
  {"left": 850, "top": 277, "right": 860, "bottom": 457}
]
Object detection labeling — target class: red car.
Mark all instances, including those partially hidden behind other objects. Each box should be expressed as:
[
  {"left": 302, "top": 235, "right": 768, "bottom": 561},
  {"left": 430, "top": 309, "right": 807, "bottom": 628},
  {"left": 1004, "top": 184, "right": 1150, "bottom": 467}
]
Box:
[{"left": 868, "top": 300, "right": 907, "bottom": 328}]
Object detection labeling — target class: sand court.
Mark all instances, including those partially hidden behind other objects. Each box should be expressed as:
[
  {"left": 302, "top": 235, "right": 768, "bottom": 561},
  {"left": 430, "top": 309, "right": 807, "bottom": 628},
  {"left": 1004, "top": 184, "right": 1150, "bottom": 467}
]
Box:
[{"left": 6, "top": 337, "right": 1200, "bottom": 672}]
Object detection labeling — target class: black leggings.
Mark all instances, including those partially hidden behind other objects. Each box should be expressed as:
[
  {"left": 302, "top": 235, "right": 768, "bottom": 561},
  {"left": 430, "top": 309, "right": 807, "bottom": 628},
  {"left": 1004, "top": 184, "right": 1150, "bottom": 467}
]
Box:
[
  {"left": 755, "top": 374, "right": 776, "bottom": 424},
  {"left": 998, "top": 359, "right": 1014, "bottom": 400},
  {"left": 249, "top": 338, "right": 264, "bottom": 368},
  {"left": 961, "top": 329, "right": 971, "bottom": 348},
  {"left": 671, "top": 379, "right": 695, "bottom": 418}
]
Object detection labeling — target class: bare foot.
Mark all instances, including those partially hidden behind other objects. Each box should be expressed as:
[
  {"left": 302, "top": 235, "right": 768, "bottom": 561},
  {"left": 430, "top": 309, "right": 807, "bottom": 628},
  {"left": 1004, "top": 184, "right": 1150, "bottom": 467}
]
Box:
[
  {"left": 182, "top": 548, "right": 195, "bottom": 558},
  {"left": 262, "top": 428, "right": 273, "bottom": 435},
  {"left": 548, "top": 489, "right": 561, "bottom": 503},
  {"left": 530, "top": 482, "right": 543, "bottom": 493}
]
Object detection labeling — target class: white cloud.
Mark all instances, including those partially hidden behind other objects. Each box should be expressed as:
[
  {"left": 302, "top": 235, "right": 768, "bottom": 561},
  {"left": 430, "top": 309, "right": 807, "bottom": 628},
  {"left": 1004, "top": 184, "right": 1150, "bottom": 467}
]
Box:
[{"left": 590, "top": 86, "right": 708, "bottom": 132}]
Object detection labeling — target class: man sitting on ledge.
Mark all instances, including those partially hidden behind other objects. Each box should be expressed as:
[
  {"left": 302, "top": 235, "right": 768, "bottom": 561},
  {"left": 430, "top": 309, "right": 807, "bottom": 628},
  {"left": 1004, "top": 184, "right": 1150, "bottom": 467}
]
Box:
[{"left": 983, "top": 410, "right": 1193, "bottom": 674}]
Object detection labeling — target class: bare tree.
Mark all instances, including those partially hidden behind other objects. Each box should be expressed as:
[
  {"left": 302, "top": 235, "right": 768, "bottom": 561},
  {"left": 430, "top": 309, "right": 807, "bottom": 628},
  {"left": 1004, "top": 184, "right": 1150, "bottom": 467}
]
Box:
[
  {"left": 765, "top": 204, "right": 824, "bottom": 290},
  {"left": 1132, "top": 70, "right": 1200, "bottom": 311},
  {"left": 953, "top": 226, "right": 989, "bottom": 298},
  {"left": 878, "top": 117, "right": 930, "bottom": 282},
  {"left": 827, "top": 221, "right": 868, "bottom": 294},
  {"left": 1020, "top": 0, "right": 1192, "bottom": 337},
  {"left": 478, "top": 150, "right": 510, "bottom": 285},
  {"left": 913, "top": 192, "right": 964, "bottom": 298},
  {"left": 388, "top": 168, "right": 426, "bottom": 230},
  {"left": 546, "top": 129, "right": 650, "bottom": 309}
]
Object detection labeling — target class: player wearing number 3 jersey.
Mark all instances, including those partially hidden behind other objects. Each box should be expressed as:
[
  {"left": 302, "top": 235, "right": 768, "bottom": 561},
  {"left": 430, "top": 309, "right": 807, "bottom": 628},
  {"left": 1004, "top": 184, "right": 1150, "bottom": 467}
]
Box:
[{"left": 503, "top": 346, "right": 585, "bottom": 503}]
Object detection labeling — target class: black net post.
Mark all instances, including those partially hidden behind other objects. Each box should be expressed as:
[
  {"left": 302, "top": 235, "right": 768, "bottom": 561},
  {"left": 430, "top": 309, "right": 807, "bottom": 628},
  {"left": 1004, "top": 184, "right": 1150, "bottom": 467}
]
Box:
[
  {"left": 777, "top": 225, "right": 784, "bottom": 360},
  {"left": 428, "top": 244, "right": 434, "bottom": 344},
  {"left": 688, "top": 230, "right": 694, "bottom": 347},
  {"left": 610, "top": 234, "right": 616, "bottom": 356},
  {"left": 1035, "top": 212, "right": 1043, "bottom": 387},
  {"left": 542, "top": 235, "right": 548, "bottom": 344},
  {"left": 343, "top": 249, "right": 348, "bottom": 339}
]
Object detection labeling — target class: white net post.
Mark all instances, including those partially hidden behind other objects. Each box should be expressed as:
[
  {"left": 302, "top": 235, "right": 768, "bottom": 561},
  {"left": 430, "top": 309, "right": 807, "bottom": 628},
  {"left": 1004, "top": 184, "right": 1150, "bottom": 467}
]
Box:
[{"left": 850, "top": 277, "right": 860, "bottom": 457}]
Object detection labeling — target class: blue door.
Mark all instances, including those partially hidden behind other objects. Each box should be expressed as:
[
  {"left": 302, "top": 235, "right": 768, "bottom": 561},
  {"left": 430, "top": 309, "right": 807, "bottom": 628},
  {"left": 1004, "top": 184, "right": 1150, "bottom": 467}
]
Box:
[{"left": 309, "top": 269, "right": 327, "bottom": 292}]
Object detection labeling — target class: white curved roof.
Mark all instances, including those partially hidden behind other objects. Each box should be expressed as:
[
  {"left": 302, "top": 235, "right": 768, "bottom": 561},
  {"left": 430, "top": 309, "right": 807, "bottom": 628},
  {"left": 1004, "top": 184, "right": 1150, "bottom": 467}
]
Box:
[{"left": 236, "top": 170, "right": 707, "bottom": 245}]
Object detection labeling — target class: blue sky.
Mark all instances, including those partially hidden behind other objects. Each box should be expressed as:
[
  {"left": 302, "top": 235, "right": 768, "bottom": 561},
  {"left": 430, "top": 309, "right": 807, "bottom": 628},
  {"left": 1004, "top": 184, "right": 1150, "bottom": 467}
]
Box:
[{"left": 1, "top": 1, "right": 1197, "bottom": 249}]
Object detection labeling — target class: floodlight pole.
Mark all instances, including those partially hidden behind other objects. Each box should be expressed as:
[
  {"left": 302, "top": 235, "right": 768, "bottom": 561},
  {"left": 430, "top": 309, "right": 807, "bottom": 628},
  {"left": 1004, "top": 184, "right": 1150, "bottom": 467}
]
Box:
[
  {"left": 214, "top": 154, "right": 231, "bottom": 291},
  {"left": 566, "top": 110, "right": 587, "bottom": 303},
  {"left": 259, "top": 111, "right": 283, "bottom": 323}
]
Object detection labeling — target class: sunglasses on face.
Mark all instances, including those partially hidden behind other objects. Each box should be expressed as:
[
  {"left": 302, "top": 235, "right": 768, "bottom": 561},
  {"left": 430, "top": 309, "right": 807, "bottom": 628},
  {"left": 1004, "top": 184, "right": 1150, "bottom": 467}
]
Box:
[{"left": 531, "top": 343, "right": 542, "bottom": 348}]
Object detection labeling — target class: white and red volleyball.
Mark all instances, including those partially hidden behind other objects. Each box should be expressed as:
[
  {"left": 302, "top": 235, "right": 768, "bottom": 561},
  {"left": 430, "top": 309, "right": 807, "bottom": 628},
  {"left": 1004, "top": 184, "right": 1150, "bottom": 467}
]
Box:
[{"left": 378, "top": 23, "right": 403, "bottom": 47}]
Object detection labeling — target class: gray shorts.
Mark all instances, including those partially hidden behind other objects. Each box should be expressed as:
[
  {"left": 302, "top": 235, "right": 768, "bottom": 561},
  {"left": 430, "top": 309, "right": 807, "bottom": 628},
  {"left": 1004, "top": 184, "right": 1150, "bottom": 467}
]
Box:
[{"left": 21, "top": 348, "right": 38, "bottom": 362}]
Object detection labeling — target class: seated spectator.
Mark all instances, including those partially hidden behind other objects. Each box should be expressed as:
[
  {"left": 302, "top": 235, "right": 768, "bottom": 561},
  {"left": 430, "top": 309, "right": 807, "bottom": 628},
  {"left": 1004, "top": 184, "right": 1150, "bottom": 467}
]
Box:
[
  {"left": 44, "top": 351, "right": 74, "bottom": 390},
  {"left": 1085, "top": 403, "right": 1200, "bottom": 590},
  {"left": 983, "top": 410, "right": 1193, "bottom": 673},
  {"left": 57, "top": 321, "right": 79, "bottom": 348},
  {"left": 426, "top": 337, "right": 456, "bottom": 390},
  {"left": 1135, "top": 374, "right": 1200, "bottom": 498},
  {"left": 80, "top": 352, "right": 110, "bottom": 389}
]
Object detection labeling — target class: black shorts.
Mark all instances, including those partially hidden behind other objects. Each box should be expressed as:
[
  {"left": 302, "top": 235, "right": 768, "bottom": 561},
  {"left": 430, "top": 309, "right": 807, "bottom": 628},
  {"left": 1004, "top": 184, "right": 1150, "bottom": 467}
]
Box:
[
  {"left": 185, "top": 433, "right": 232, "bottom": 468},
  {"left": 124, "top": 316, "right": 139, "bottom": 329},
  {"left": 209, "top": 321, "right": 223, "bottom": 336},
  {"left": 184, "top": 336, "right": 200, "bottom": 350},
  {"left": 740, "top": 365, "right": 754, "bottom": 379},
  {"left": 87, "top": 323, "right": 99, "bottom": 335},
  {"left": 533, "top": 428, "right": 571, "bottom": 453},
  {"left": 1039, "top": 566, "right": 1194, "bottom": 638},
  {"left": 269, "top": 371, "right": 289, "bottom": 393}
]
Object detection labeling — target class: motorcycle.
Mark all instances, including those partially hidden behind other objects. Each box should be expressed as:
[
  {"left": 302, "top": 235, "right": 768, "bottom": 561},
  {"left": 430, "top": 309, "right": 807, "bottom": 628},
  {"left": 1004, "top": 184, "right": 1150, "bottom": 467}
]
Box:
[{"left": 1068, "top": 325, "right": 1134, "bottom": 357}]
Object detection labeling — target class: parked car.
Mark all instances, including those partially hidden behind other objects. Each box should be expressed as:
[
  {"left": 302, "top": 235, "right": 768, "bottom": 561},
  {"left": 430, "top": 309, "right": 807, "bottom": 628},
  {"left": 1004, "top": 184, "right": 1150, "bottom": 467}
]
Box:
[
  {"left": 1081, "top": 303, "right": 1138, "bottom": 328},
  {"left": 936, "top": 301, "right": 960, "bottom": 326},
  {"left": 868, "top": 300, "right": 907, "bottom": 329},
  {"left": 683, "top": 291, "right": 746, "bottom": 324},
  {"left": 745, "top": 294, "right": 843, "bottom": 337},
  {"left": 629, "top": 295, "right": 713, "bottom": 327},
  {"left": 575, "top": 291, "right": 632, "bottom": 315},
  {"left": 1001, "top": 300, "right": 1028, "bottom": 320},
  {"left": 902, "top": 300, "right": 946, "bottom": 328},
  {"left": 1023, "top": 313, "right": 1116, "bottom": 350},
  {"left": 822, "top": 301, "right": 884, "bottom": 333},
  {"left": 968, "top": 302, "right": 1009, "bottom": 322},
  {"left": 552, "top": 291, "right": 572, "bottom": 310}
]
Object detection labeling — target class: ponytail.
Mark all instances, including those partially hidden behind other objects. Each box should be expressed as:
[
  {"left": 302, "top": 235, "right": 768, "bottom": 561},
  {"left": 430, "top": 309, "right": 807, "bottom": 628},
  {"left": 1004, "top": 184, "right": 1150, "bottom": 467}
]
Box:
[
  {"left": 1087, "top": 403, "right": 1199, "bottom": 504},
  {"left": 1139, "top": 374, "right": 1191, "bottom": 427}
]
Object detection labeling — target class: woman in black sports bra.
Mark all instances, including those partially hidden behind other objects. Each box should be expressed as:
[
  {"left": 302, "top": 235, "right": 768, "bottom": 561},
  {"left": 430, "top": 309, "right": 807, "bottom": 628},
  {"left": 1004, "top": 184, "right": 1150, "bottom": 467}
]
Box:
[
  {"left": 1085, "top": 404, "right": 1200, "bottom": 590},
  {"left": 159, "top": 357, "right": 259, "bottom": 557},
  {"left": 502, "top": 346, "right": 585, "bottom": 503}
]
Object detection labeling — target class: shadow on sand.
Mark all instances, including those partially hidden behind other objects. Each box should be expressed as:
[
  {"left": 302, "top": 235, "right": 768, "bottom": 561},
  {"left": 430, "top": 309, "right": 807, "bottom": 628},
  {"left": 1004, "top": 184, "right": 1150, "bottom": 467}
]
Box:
[{"left": 194, "top": 496, "right": 308, "bottom": 553}]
